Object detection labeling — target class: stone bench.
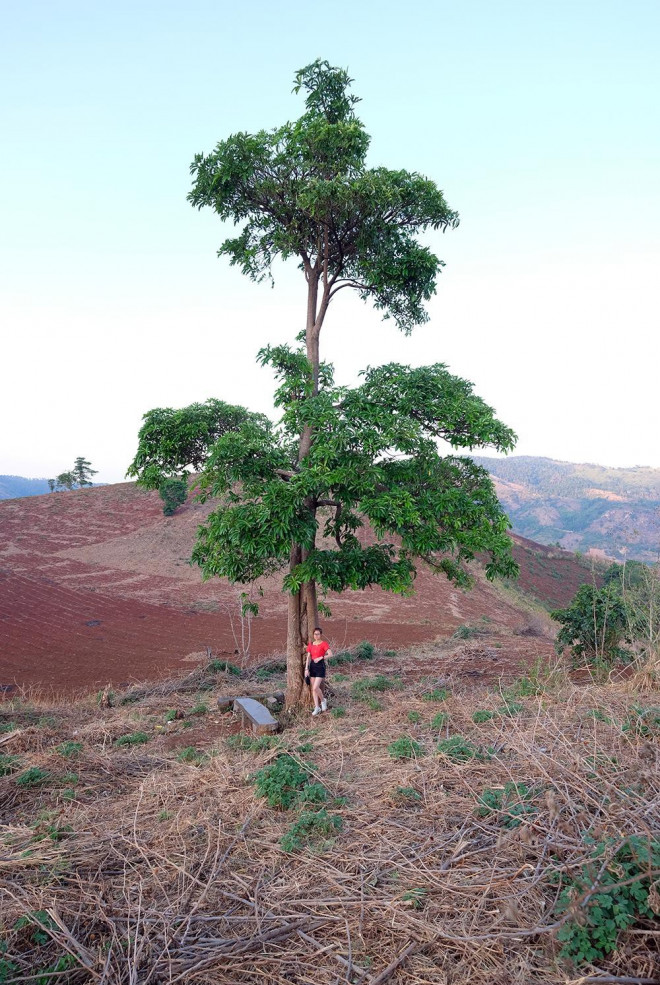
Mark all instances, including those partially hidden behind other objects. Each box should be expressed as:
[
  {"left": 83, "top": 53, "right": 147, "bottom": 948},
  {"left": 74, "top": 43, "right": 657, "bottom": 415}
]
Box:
[{"left": 233, "top": 697, "right": 279, "bottom": 735}]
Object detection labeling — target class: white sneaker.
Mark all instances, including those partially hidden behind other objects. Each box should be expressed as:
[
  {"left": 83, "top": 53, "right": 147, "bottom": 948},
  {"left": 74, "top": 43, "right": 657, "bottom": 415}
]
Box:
[
  {"left": 321, "top": 700, "right": 328, "bottom": 712},
  {"left": 312, "top": 706, "right": 321, "bottom": 716}
]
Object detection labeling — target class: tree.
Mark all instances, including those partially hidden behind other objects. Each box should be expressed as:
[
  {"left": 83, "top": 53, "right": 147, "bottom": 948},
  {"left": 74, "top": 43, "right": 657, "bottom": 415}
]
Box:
[
  {"left": 72, "top": 457, "right": 97, "bottom": 487},
  {"left": 128, "top": 61, "right": 519, "bottom": 707},
  {"left": 47, "top": 479, "right": 56, "bottom": 493},
  {"left": 551, "top": 584, "right": 630, "bottom": 668},
  {"left": 55, "top": 471, "right": 76, "bottom": 491}
]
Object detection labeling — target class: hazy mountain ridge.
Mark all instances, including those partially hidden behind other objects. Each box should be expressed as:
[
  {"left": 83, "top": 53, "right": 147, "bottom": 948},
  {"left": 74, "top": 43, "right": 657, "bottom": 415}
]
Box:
[
  {"left": 0, "top": 475, "right": 51, "bottom": 499},
  {"left": 474, "top": 456, "right": 660, "bottom": 561}
]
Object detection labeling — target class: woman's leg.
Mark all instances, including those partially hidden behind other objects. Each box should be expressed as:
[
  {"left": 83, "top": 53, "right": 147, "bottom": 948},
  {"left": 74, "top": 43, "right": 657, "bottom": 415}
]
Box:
[{"left": 311, "top": 677, "right": 322, "bottom": 708}]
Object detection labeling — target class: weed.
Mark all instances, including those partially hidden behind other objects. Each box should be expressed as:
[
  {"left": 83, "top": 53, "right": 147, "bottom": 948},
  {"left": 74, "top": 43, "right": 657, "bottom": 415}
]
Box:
[
  {"left": 476, "top": 783, "right": 536, "bottom": 827},
  {"left": 391, "top": 786, "right": 421, "bottom": 804},
  {"left": 189, "top": 702, "right": 208, "bottom": 717},
  {"left": 207, "top": 659, "right": 240, "bottom": 675},
  {"left": 330, "top": 707, "right": 346, "bottom": 718},
  {"left": 0, "top": 722, "right": 17, "bottom": 733},
  {"left": 280, "top": 809, "right": 342, "bottom": 852},
  {"left": 499, "top": 699, "right": 524, "bottom": 717},
  {"left": 0, "top": 754, "right": 22, "bottom": 776},
  {"left": 430, "top": 712, "right": 449, "bottom": 729},
  {"left": 60, "top": 772, "right": 78, "bottom": 785},
  {"left": 252, "top": 754, "right": 313, "bottom": 810},
  {"left": 506, "top": 658, "right": 555, "bottom": 697},
  {"left": 297, "top": 782, "right": 328, "bottom": 804},
  {"left": 115, "top": 731, "right": 150, "bottom": 747},
  {"left": 333, "top": 673, "right": 349, "bottom": 683},
  {"left": 297, "top": 742, "right": 314, "bottom": 754},
  {"left": 422, "top": 687, "right": 449, "bottom": 702},
  {"left": 56, "top": 741, "right": 83, "bottom": 759},
  {"left": 384, "top": 649, "right": 397, "bottom": 658},
  {"left": 407, "top": 710, "right": 422, "bottom": 724},
  {"left": 452, "top": 624, "right": 480, "bottom": 640},
  {"left": 586, "top": 708, "right": 612, "bottom": 724},
  {"left": 401, "top": 887, "right": 427, "bottom": 910},
  {"left": 14, "top": 910, "right": 56, "bottom": 944},
  {"left": 36, "top": 716, "right": 56, "bottom": 728},
  {"left": 351, "top": 675, "right": 401, "bottom": 703},
  {"left": 16, "top": 767, "right": 51, "bottom": 787},
  {"left": 388, "top": 737, "right": 424, "bottom": 760},
  {"left": 473, "top": 709, "right": 496, "bottom": 724},
  {"left": 164, "top": 709, "right": 178, "bottom": 722},
  {"left": 437, "top": 736, "right": 485, "bottom": 762},
  {"left": 60, "top": 789, "right": 77, "bottom": 801},
  {"left": 554, "top": 836, "right": 660, "bottom": 965},
  {"left": 158, "top": 810, "right": 172, "bottom": 821},
  {"left": 621, "top": 705, "right": 660, "bottom": 737},
  {"left": 354, "top": 641, "right": 375, "bottom": 660},
  {"left": 328, "top": 651, "right": 354, "bottom": 666},
  {"left": 176, "top": 747, "right": 207, "bottom": 766},
  {"left": 119, "top": 692, "right": 141, "bottom": 706}
]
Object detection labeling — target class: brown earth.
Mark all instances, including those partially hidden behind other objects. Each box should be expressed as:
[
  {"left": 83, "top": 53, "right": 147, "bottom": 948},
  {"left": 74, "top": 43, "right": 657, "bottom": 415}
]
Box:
[{"left": 0, "top": 483, "right": 594, "bottom": 692}]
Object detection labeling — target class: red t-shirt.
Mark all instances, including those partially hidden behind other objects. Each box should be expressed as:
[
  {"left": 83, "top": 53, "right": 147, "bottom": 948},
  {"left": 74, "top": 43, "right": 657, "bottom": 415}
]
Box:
[{"left": 307, "top": 641, "right": 329, "bottom": 662}]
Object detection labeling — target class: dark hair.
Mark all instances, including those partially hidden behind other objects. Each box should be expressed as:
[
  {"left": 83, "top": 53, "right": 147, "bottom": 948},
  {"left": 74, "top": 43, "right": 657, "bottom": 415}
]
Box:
[{"left": 313, "top": 626, "right": 322, "bottom": 633}]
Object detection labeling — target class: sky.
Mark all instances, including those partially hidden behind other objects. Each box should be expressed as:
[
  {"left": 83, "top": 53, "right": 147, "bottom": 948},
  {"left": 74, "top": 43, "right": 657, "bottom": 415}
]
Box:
[{"left": 2, "top": 0, "right": 659, "bottom": 484}]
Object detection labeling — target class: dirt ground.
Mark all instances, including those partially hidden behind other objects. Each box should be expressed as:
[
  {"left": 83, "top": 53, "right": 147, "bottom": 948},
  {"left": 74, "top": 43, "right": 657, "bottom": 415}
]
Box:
[{"left": 0, "top": 483, "right": 593, "bottom": 692}]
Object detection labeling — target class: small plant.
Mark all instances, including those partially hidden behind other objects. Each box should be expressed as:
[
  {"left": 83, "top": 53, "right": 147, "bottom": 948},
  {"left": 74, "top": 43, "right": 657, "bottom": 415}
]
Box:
[
  {"left": 189, "top": 702, "right": 209, "bottom": 717},
  {"left": 297, "top": 782, "right": 328, "bottom": 804},
  {"left": 56, "top": 741, "right": 83, "bottom": 759},
  {"left": 498, "top": 699, "right": 524, "bottom": 717},
  {"left": 351, "top": 675, "right": 400, "bottom": 702},
  {"left": 384, "top": 649, "right": 397, "bottom": 658},
  {"left": 280, "top": 809, "right": 342, "bottom": 852},
  {"left": 354, "top": 640, "right": 375, "bottom": 660},
  {"left": 401, "top": 887, "right": 427, "bottom": 910},
  {"left": 115, "top": 731, "right": 150, "bottom": 747},
  {"left": 14, "top": 909, "right": 57, "bottom": 944},
  {"left": 422, "top": 687, "right": 449, "bottom": 702},
  {"left": 0, "top": 754, "right": 22, "bottom": 776},
  {"left": 473, "top": 709, "right": 496, "bottom": 724},
  {"left": 476, "top": 782, "right": 536, "bottom": 828},
  {"left": 388, "top": 737, "right": 424, "bottom": 760},
  {"left": 16, "top": 767, "right": 51, "bottom": 787},
  {"left": 586, "top": 708, "right": 612, "bottom": 724},
  {"left": 252, "top": 754, "right": 312, "bottom": 809},
  {"left": 430, "top": 711, "right": 449, "bottom": 729},
  {"left": 207, "top": 659, "right": 241, "bottom": 675},
  {"left": 158, "top": 810, "right": 173, "bottom": 821},
  {"left": 621, "top": 705, "right": 660, "bottom": 737},
  {"left": 36, "top": 715, "right": 57, "bottom": 728},
  {"left": 328, "top": 651, "right": 354, "bottom": 666},
  {"left": 330, "top": 706, "right": 346, "bottom": 718},
  {"left": 391, "top": 786, "right": 421, "bottom": 804},
  {"left": 333, "top": 673, "right": 349, "bottom": 682},
  {"left": 0, "top": 722, "right": 17, "bottom": 733},
  {"left": 176, "top": 747, "right": 207, "bottom": 765},
  {"left": 437, "top": 736, "right": 484, "bottom": 762},
  {"left": 407, "top": 710, "right": 422, "bottom": 723},
  {"left": 554, "top": 836, "right": 660, "bottom": 965},
  {"left": 452, "top": 624, "right": 481, "bottom": 640}
]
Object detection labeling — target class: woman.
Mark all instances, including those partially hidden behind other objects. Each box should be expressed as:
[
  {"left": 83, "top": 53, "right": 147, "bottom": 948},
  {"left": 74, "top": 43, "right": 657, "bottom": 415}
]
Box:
[{"left": 304, "top": 626, "right": 332, "bottom": 716}]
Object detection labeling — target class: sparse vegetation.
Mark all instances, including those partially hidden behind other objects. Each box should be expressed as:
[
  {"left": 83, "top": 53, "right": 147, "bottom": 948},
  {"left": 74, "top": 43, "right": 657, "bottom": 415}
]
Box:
[{"left": 388, "top": 737, "right": 424, "bottom": 759}]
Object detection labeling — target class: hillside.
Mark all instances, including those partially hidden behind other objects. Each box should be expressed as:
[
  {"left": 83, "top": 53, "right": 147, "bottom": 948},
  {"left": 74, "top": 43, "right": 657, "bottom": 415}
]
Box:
[
  {"left": 474, "top": 456, "right": 660, "bottom": 562},
  {"left": 0, "top": 475, "right": 51, "bottom": 499},
  {"left": 0, "top": 481, "right": 593, "bottom": 692}
]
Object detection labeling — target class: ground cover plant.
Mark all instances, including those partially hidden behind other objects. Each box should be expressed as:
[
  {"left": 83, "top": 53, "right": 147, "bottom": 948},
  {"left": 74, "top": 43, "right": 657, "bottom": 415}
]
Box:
[{"left": 0, "top": 659, "right": 658, "bottom": 985}]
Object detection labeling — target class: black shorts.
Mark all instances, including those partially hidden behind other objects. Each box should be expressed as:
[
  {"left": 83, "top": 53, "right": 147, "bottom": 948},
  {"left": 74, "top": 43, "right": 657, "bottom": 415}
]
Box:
[{"left": 309, "top": 659, "right": 326, "bottom": 679}]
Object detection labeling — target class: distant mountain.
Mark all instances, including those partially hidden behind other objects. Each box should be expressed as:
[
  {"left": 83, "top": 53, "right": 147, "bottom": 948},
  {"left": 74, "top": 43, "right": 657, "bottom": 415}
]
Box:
[
  {"left": 473, "top": 456, "right": 660, "bottom": 562},
  {"left": 0, "top": 475, "right": 51, "bottom": 499}
]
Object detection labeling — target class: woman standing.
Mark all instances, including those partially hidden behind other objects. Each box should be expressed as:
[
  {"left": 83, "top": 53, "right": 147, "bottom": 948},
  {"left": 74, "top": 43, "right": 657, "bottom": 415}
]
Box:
[{"left": 304, "top": 627, "right": 332, "bottom": 716}]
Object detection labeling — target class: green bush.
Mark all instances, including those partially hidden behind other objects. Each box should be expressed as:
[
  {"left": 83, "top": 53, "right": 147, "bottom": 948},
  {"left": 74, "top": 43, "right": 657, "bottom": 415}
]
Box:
[
  {"left": 207, "top": 659, "right": 240, "bottom": 675},
  {"left": 280, "top": 809, "right": 342, "bottom": 853},
  {"left": 430, "top": 712, "right": 449, "bottom": 729},
  {"left": 422, "top": 687, "right": 449, "bottom": 702},
  {"left": 452, "top": 624, "right": 480, "bottom": 640},
  {"left": 388, "top": 737, "right": 424, "bottom": 760},
  {"left": 0, "top": 754, "right": 22, "bottom": 776},
  {"left": 437, "top": 736, "right": 484, "bottom": 762},
  {"left": 354, "top": 640, "right": 375, "bottom": 660},
  {"left": 551, "top": 584, "right": 630, "bottom": 667},
  {"left": 472, "top": 709, "right": 496, "bottom": 723},
  {"left": 554, "top": 836, "right": 660, "bottom": 965},
  {"left": 16, "top": 767, "right": 51, "bottom": 787},
  {"left": 407, "top": 710, "right": 422, "bottom": 724},
  {"left": 159, "top": 476, "right": 188, "bottom": 516},
  {"left": 56, "top": 741, "right": 83, "bottom": 758},
  {"left": 115, "top": 731, "right": 150, "bottom": 747},
  {"left": 252, "top": 754, "right": 313, "bottom": 810},
  {"left": 176, "top": 747, "right": 207, "bottom": 765},
  {"left": 328, "top": 651, "right": 354, "bottom": 666}
]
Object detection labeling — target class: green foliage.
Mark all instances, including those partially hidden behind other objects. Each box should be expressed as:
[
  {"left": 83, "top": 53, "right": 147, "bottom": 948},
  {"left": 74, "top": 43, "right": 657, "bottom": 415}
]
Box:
[
  {"left": 401, "top": 887, "right": 427, "bottom": 910},
  {"left": 0, "top": 754, "right": 22, "bottom": 776},
  {"left": 436, "top": 736, "right": 484, "bottom": 762},
  {"left": 472, "top": 709, "right": 496, "bottom": 723},
  {"left": 207, "top": 658, "right": 241, "bottom": 675},
  {"left": 330, "top": 706, "right": 346, "bottom": 718},
  {"left": 115, "top": 731, "right": 150, "bottom": 747},
  {"left": 586, "top": 708, "right": 612, "bottom": 724},
  {"left": 351, "top": 675, "right": 400, "bottom": 703},
  {"left": 72, "top": 456, "right": 97, "bottom": 487},
  {"left": 16, "top": 767, "right": 50, "bottom": 787},
  {"left": 476, "top": 782, "right": 536, "bottom": 828},
  {"left": 56, "top": 741, "right": 83, "bottom": 759},
  {"left": 407, "top": 710, "right": 422, "bottom": 723},
  {"left": 189, "top": 702, "right": 208, "bottom": 717},
  {"left": 388, "top": 737, "right": 424, "bottom": 759},
  {"left": 392, "top": 786, "right": 421, "bottom": 804},
  {"left": 176, "top": 747, "right": 207, "bottom": 765},
  {"left": 621, "top": 705, "right": 660, "bottom": 737},
  {"left": 453, "top": 624, "right": 481, "bottom": 640},
  {"left": 159, "top": 476, "right": 188, "bottom": 517},
  {"left": 354, "top": 640, "right": 375, "bottom": 660},
  {"left": 14, "top": 910, "right": 57, "bottom": 943},
  {"left": 603, "top": 559, "right": 650, "bottom": 590},
  {"left": 430, "top": 712, "right": 449, "bottom": 729},
  {"left": 551, "top": 584, "right": 630, "bottom": 667},
  {"left": 252, "top": 754, "right": 316, "bottom": 809},
  {"left": 280, "top": 809, "right": 342, "bottom": 853},
  {"left": 422, "top": 687, "right": 450, "bottom": 702},
  {"left": 554, "top": 836, "right": 660, "bottom": 965},
  {"left": 499, "top": 699, "right": 524, "bottom": 717},
  {"left": 297, "top": 782, "right": 328, "bottom": 804}
]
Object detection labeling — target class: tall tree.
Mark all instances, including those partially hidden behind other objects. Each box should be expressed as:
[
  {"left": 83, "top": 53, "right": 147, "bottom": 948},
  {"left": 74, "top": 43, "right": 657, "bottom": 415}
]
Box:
[{"left": 129, "top": 61, "right": 518, "bottom": 706}]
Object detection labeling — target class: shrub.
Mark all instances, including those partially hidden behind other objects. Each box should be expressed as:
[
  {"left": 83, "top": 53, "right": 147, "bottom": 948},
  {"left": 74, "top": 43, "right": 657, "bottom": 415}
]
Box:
[
  {"left": 388, "top": 737, "right": 424, "bottom": 760},
  {"left": 354, "top": 640, "right": 375, "bottom": 660},
  {"left": 0, "top": 754, "right": 22, "bottom": 776},
  {"left": 476, "top": 782, "right": 536, "bottom": 828},
  {"left": 328, "top": 651, "right": 354, "bottom": 666},
  {"left": 407, "top": 710, "right": 422, "bottom": 724},
  {"left": 430, "top": 712, "right": 449, "bottom": 729},
  {"left": 422, "top": 687, "right": 449, "bottom": 702},
  {"left": 452, "top": 624, "right": 480, "bottom": 640},
  {"left": 207, "top": 659, "right": 240, "bottom": 675},
  {"left": 56, "top": 741, "right": 83, "bottom": 758},
  {"left": 297, "top": 782, "right": 328, "bottom": 804},
  {"left": 16, "top": 767, "right": 51, "bottom": 787},
  {"left": 473, "top": 709, "right": 496, "bottom": 724},
  {"left": 159, "top": 476, "right": 188, "bottom": 516},
  {"left": 554, "top": 836, "right": 660, "bottom": 965},
  {"left": 437, "top": 736, "right": 484, "bottom": 762},
  {"left": 176, "top": 747, "right": 207, "bottom": 765},
  {"left": 551, "top": 584, "right": 630, "bottom": 667},
  {"left": 280, "top": 809, "right": 342, "bottom": 853},
  {"left": 115, "top": 731, "right": 150, "bottom": 747},
  {"left": 252, "top": 754, "right": 312, "bottom": 810}
]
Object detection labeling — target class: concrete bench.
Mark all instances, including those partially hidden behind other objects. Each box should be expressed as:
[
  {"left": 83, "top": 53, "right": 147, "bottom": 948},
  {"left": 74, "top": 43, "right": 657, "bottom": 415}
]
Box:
[{"left": 233, "top": 697, "right": 279, "bottom": 735}]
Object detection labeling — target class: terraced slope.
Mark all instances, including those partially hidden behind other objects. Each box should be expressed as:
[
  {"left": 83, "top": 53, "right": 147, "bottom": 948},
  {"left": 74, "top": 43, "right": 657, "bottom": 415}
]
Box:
[{"left": 0, "top": 482, "right": 592, "bottom": 691}]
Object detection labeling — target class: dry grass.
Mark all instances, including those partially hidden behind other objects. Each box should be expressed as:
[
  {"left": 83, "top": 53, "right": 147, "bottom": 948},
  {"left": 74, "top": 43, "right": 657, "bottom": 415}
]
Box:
[{"left": 1, "top": 658, "right": 659, "bottom": 985}]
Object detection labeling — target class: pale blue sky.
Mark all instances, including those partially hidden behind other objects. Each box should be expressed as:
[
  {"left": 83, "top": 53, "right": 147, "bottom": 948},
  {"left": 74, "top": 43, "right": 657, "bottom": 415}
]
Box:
[{"left": 2, "top": 0, "right": 659, "bottom": 482}]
